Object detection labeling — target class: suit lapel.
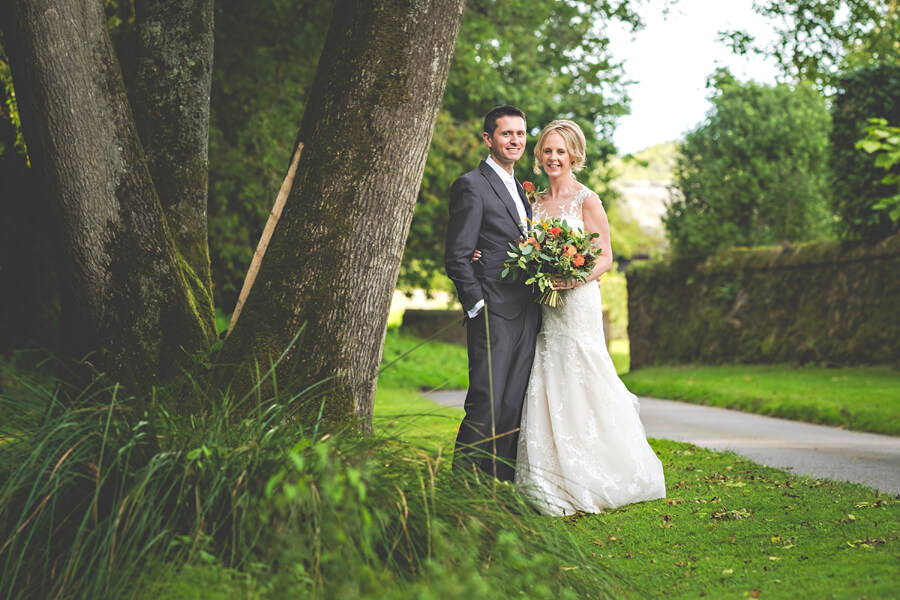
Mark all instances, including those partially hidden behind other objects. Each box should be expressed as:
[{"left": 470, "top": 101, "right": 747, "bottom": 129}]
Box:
[{"left": 479, "top": 161, "right": 524, "bottom": 230}]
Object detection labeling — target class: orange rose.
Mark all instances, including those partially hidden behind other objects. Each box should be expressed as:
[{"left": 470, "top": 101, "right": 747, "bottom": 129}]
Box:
[
  {"left": 525, "top": 237, "right": 541, "bottom": 250},
  {"left": 547, "top": 226, "right": 563, "bottom": 237},
  {"left": 564, "top": 244, "right": 577, "bottom": 257},
  {"left": 573, "top": 254, "right": 585, "bottom": 267},
  {"left": 523, "top": 181, "right": 534, "bottom": 193}
]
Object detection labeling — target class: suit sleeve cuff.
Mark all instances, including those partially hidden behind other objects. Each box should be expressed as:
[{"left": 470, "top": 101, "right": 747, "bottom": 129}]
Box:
[{"left": 467, "top": 299, "right": 485, "bottom": 319}]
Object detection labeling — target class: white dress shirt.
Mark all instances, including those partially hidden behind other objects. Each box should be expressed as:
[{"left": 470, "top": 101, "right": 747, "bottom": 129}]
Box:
[{"left": 485, "top": 155, "right": 528, "bottom": 229}]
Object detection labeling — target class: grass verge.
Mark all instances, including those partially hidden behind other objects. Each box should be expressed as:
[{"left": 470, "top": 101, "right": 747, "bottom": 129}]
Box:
[
  {"left": 621, "top": 364, "right": 900, "bottom": 436},
  {"left": 378, "top": 328, "right": 469, "bottom": 391},
  {"left": 0, "top": 350, "right": 618, "bottom": 599}
]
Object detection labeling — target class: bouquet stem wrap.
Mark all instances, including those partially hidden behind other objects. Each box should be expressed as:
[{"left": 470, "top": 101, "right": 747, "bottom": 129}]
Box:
[{"left": 537, "top": 288, "right": 563, "bottom": 307}]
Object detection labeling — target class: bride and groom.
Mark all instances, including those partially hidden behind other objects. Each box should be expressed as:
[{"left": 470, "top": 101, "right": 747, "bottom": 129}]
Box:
[{"left": 444, "top": 105, "right": 666, "bottom": 516}]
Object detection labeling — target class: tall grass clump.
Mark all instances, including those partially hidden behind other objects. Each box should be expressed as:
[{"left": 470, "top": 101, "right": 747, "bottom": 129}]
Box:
[{"left": 0, "top": 352, "right": 620, "bottom": 599}]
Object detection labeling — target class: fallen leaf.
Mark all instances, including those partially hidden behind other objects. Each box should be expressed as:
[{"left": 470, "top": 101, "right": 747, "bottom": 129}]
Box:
[{"left": 711, "top": 508, "right": 753, "bottom": 520}]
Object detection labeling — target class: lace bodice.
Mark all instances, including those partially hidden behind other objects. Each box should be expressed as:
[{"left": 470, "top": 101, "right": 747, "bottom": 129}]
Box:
[{"left": 532, "top": 186, "right": 597, "bottom": 230}]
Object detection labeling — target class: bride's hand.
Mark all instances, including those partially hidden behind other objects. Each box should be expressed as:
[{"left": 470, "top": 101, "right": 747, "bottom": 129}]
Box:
[
  {"left": 470, "top": 249, "right": 482, "bottom": 263},
  {"left": 552, "top": 277, "right": 578, "bottom": 290}
]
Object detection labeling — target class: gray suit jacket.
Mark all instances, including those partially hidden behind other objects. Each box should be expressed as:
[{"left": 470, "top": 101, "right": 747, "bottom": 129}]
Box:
[{"left": 444, "top": 161, "right": 534, "bottom": 319}]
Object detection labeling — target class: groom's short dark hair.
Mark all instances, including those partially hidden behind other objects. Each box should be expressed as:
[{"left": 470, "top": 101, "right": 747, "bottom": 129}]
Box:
[{"left": 484, "top": 105, "right": 526, "bottom": 136}]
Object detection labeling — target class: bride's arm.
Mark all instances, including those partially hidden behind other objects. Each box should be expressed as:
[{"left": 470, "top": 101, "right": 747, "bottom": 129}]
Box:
[{"left": 580, "top": 192, "right": 613, "bottom": 284}]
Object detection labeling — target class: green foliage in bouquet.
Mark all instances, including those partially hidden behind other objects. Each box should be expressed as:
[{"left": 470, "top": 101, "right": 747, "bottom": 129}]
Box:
[{"left": 502, "top": 217, "right": 600, "bottom": 306}]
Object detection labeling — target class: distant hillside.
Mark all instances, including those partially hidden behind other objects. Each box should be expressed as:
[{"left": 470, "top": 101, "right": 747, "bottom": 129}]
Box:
[
  {"left": 610, "top": 141, "right": 679, "bottom": 182},
  {"left": 605, "top": 141, "right": 679, "bottom": 251}
]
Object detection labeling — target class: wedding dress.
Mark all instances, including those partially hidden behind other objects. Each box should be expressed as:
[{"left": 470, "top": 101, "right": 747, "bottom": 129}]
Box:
[{"left": 515, "top": 187, "right": 666, "bottom": 516}]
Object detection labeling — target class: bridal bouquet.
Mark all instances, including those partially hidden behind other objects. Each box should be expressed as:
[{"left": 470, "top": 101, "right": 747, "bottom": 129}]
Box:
[{"left": 501, "top": 217, "right": 600, "bottom": 307}]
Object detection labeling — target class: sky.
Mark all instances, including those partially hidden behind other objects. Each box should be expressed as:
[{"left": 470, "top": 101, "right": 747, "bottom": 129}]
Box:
[{"left": 607, "top": 0, "right": 783, "bottom": 154}]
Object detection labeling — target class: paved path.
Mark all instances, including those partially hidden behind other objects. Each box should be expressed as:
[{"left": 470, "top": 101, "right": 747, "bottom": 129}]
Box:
[{"left": 422, "top": 390, "right": 900, "bottom": 495}]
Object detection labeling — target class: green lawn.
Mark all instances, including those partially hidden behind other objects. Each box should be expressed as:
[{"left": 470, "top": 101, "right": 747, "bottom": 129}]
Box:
[
  {"left": 375, "top": 332, "right": 900, "bottom": 599},
  {"left": 374, "top": 386, "right": 462, "bottom": 452},
  {"left": 567, "top": 440, "right": 899, "bottom": 599},
  {"left": 378, "top": 328, "right": 469, "bottom": 391},
  {"left": 622, "top": 363, "right": 900, "bottom": 436},
  {"left": 376, "top": 329, "right": 468, "bottom": 453}
]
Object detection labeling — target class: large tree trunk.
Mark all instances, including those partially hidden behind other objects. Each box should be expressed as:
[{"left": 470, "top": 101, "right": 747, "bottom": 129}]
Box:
[
  {"left": 131, "top": 0, "right": 216, "bottom": 303},
  {"left": 220, "top": 0, "right": 466, "bottom": 428},
  {"left": 0, "top": 0, "right": 215, "bottom": 385}
]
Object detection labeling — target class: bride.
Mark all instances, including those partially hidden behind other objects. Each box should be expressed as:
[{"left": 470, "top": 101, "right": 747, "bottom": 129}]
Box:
[{"left": 513, "top": 120, "right": 666, "bottom": 515}]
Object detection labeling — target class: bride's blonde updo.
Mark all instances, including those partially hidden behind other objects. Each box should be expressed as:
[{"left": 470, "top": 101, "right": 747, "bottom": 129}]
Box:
[{"left": 533, "top": 119, "right": 587, "bottom": 175}]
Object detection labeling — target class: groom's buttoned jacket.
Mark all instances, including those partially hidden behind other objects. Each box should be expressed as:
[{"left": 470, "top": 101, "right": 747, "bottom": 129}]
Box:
[{"left": 444, "top": 160, "right": 534, "bottom": 319}]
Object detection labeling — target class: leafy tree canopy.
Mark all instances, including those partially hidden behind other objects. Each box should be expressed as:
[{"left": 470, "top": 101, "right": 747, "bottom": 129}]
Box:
[
  {"left": 721, "top": 0, "right": 900, "bottom": 89},
  {"left": 664, "top": 70, "right": 833, "bottom": 256}
]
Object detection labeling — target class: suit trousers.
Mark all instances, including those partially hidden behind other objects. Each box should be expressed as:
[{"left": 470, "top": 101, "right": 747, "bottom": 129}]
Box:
[{"left": 454, "top": 302, "right": 541, "bottom": 481}]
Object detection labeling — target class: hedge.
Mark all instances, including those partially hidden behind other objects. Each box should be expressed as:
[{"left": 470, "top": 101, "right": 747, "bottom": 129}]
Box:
[{"left": 626, "top": 235, "right": 900, "bottom": 369}]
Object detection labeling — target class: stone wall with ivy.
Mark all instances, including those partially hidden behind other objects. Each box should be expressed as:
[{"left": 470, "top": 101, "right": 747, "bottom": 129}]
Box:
[{"left": 627, "top": 235, "right": 900, "bottom": 369}]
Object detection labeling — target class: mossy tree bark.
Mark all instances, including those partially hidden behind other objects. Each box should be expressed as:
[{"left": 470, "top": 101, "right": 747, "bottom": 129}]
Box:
[
  {"left": 0, "top": 0, "right": 216, "bottom": 385},
  {"left": 220, "top": 0, "right": 466, "bottom": 429},
  {"left": 130, "top": 0, "right": 216, "bottom": 303}
]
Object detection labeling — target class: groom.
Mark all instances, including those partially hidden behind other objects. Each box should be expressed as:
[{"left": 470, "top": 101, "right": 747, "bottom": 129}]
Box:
[{"left": 444, "top": 105, "right": 541, "bottom": 482}]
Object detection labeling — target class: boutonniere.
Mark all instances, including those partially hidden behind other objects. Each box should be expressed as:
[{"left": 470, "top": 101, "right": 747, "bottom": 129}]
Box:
[{"left": 522, "top": 180, "right": 544, "bottom": 204}]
